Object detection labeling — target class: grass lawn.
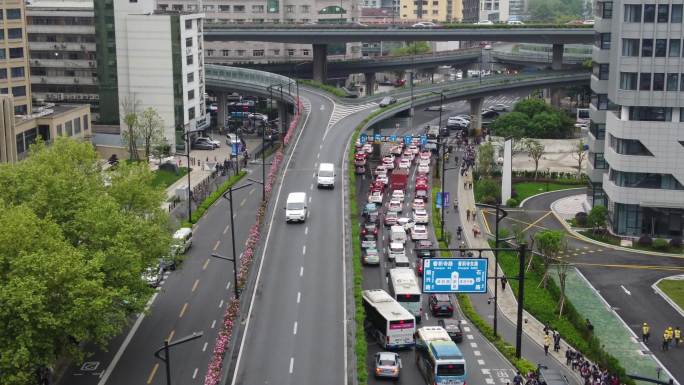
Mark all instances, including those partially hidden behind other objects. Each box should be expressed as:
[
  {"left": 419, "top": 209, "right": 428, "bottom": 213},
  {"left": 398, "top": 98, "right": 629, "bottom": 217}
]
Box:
[
  {"left": 514, "top": 181, "right": 584, "bottom": 203},
  {"left": 152, "top": 167, "right": 188, "bottom": 188},
  {"left": 658, "top": 279, "right": 684, "bottom": 310}
]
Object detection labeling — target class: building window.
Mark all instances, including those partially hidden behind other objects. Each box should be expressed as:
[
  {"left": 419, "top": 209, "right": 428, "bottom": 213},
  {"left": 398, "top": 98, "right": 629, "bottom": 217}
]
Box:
[
  {"left": 11, "top": 86, "right": 25, "bottom": 97},
  {"left": 287, "top": 49, "right": 295, "bottom": 56},
  {"left": 593, "top": 63, "right": 609, "bottom": 80},
  {"left": 186, "top": 54, "right": 193, "bottom": 65},
  {"left": 655, "top": 39, "right": 667, "bottom": 57},
  {"left": 65, "top": 120, "right": 73, "bottom": 136},
  {"left": 639, "top": 73, "right": 651, "bottom": 90},
  {"left": 222, "top": 50, "right": 230, "bottom": 56},
  {"left": 0, "top": 69, "right": 7, "bottom": 80},
  {"left": 185, "top": 19, "right": 192, "bottom": 29},
  {"left": 73, "top": 118, "right": 81, "bottom": 134},
  {"left": 610, "top": 170, "right": 683, "bottom": 190},
  {"left": 619, "top": 72, "right": 637, "bottom": 90},
  {"left": 7, "top": 28, "right": 21, "bottom": 39},
  {"left": 653, "top": 73, "right": 665, "bottom": 90},
  {"left": 207, "top": 49, "right": 214, "bottom": 56},
  {"left": 236, "top": 50, "right": 245, "bottom": 56},
  {"left": 56, "top": 124, "right": 62, "bottom": 136},
  {"left": 188, "top": 89, "right": 195, "bottom": 100},
  {"left": 187, "top": 72, "right": 194, "bottom": 83},
  {"left": 83, "top": 115, "right": 89, "bottom": 131},
  {"left": 253, "top": 49, "right": 264, "bottom": 57},
  {"left": 598, "top": 1, "right": 612, "bottom": 18},
  {"left": 219, "top": 5, "right": 230, "bottom": 11},
  {"left": 286, "top": 5, "right": 295, "bottom": 12},
  {"left": 272, "top": 49, "right": 280, "bottom": 56},
  {"left": 592, "top": 93, "right": 609, "bottom": 110},
  {"left": 6, "top": 8, "right": 20, "bottom": 19},
  {"left": 624, "top": 4, "right": 641, "bottom": 22},
  {"left": 14, "top": 104, "right": 26, "bottom": 115},
  {"left": 301, "top": 5, "right": 310, "bottom": 12},
  {"left": 172, "top": 4, "right": 182, "bottom": 11},
  {"left": 9, "top": 48, "right": 23, "bottom": 59},
  {"left": 188, "top": 107, "right": 195, "bottom": 120},
  {"left": 591, "top": 152, "right": 607, "bottom": 169},
  {"left": 644, "top": 4, "right": 655, "bottom": 22},
  {"left": 186, "top": 37, "right": 193, "bottom": 48},
  {"left": 234, "top": 5, "right": 245, "bottom": 12},
  {"left": 10, "top": 67, "right": 23, "bottom": 79},
  {"left": 667, "top": 73, "right": 679, "bottom": 91},
  {"left": 609, "top": 135, "right": 653, "bottom": 156},
  {"left": 252, "top": 5, "right": 264, "bottom": 12},
  {"left": 590, "top": 122, "right": 606, "bottom": 140},
  {"left": 303, "top": 49, "right": 310, "bottom": 56},
  {"left": 595, "top": 33, "right": 611, "bottom": 49},
  {"left": 641, "top": 39, "right": 653, "bottom": 57},
  {"left": 657, "top": 4, "right": 669, "bottom": 22},
  {"left": 629, "top": 106, "right": 671, "bottom": 121},
  {"left": 669, "top": 39, "right": 681, "bottom": 57}
]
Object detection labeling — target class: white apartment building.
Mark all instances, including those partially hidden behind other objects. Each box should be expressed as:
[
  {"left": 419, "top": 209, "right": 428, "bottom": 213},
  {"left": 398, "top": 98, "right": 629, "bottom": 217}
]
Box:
[
  {"left": 97, "top": 0, "right": 207, "bottom": 151},
  {"left": 589, "top": 0, "right": 684, "bottom": 237},
  {"left": 156, "top": 0, "right": 361, "bottom": 65},
  {"left": 479, "top": 0, "right": 508, "bottom": 22}
]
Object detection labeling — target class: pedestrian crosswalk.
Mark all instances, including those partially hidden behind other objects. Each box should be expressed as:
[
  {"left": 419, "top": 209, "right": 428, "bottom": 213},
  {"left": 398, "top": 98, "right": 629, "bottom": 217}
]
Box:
[
  {"left": 562, "top": 247, "right": 604, "bottom": 258},
  {"left": 302, "top": 99, "right": 312, "bottom": 114},
  {"left": 483, "top": 95, "right": 521, "bottom": 109},
  {"left": 327, "top": 101, "right": 379, "bottom": 128}
]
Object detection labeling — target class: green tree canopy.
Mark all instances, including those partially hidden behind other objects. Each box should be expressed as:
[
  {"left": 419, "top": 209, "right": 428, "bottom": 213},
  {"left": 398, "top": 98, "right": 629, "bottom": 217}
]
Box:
[
  {"left": 491, "top": 99, "right": 574, "bottom": 139},
  {"left": 527, "top": 0, "right": 586, "bottom": 22},
  {"left": 390, "top": 41, "right": 431, "bottom": 56},
  {"left": 0, "top": 139, "right": 172, "bottom": 384}
]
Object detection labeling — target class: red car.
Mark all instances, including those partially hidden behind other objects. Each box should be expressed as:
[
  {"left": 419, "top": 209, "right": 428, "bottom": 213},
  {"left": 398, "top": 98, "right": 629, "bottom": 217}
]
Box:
[{"left": 361, "top": 222, "right": 379, "bottom": 237}]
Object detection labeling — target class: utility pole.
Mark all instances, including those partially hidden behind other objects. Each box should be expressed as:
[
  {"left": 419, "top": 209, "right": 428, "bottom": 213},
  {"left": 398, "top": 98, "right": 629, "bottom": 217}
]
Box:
[
  {"left": 154, "top": 332, "right": 203, "bottom": 385},
  {"left": 516, "top": 243, "right": 527, "bottom": 358}
]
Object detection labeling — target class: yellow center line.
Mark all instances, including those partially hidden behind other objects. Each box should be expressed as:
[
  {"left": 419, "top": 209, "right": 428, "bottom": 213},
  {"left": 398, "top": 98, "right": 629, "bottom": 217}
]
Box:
[
  {"left": 481, "top": 211, "right": 492, "bottom": 234},
  {"left": 213, "top": 240, "right": 220, "bottom": 251},
  {"left": 146, "top": 363, "right": 159, "bottom": 384},
  {"left": 192, "top": 279, "right": 199, "bottom": 292},
  {"left": 179, "top": 303, "right": 188, "bottom": 318},
  {"left": 573, "top": 262, "right": 684, "bottom": 272},
  {"left": 522, "top": 211, "right": 553, "bottom": 233},
  {"left": 203, "top": 258, "right": 210, "bottom": 270},
  {"left": 167, "top": 329, "right": 175, "bottom": 342}
]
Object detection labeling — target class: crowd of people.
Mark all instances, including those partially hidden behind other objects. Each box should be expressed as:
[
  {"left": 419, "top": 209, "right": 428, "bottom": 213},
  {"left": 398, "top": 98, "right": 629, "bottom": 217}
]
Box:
[{"left": 641, "top": 322, "right": 682, "bottom": 351}]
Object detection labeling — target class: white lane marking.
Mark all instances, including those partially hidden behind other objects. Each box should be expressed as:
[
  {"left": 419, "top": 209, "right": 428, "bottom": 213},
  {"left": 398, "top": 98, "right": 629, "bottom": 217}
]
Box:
[
  {"left": 486, "top": 379, "right": 495, "bottom": 384},
  {"left": 240, "top": 198, "right": 246, "bottom": 207},
  {"left": 300, "top": 266, "right": 304, "bottom": 276},
  {"left": 211, "top": 320, "right": 216, "bottom": 329},
  {"left": 313, "top": 171, "right": 316, "bottom": 178},
  {"left": 249, "top": 188, "right": 255, "bottom": 195},
  {"left": 308, "top": 196, "right": 312, "bottom": 203},
  {"left": 302, "top": 245, "right": 306, "bottom": 255},
  {"left": 424, "top": 313, "right": 429, "bottom": 321},
  {"left": 470, "top": 342, "right": 478, "bottom": 348},
  {"left": 223, "top": 224, "right": 230, "bottom": 234},
  {"left": 473, "top": 350, "right": 481, "bottom": 356},
  {"left": 202, "top": 342, "right": 208, "bottom": 352},
  {"left": 96, "top": 292, "right": 159, "bottom": 385},
  {"left": 192, "top": 368, "right": 199, "bottom": 379},
  {"left": 289, "top": 357, "right": 294, "bottom": 374},
  {"left": 477, "top": 359, "right": 485, "bottom": 365},
  {"left": 317, "top": 153, "right": 320, "bottom": 159},
  {"left": 305, "top": 226, "right": 309, "bottom": 235},
  {"left": 320, "top": 105, "right": 325, "bottom": 110},
  {"left": 463, "top": 326, "right": 471, "bottom": 332},
  {"left": 467, "top": 334, "right": 474, "bottom": 340},
  {"left": 482, "top": 369, "right": 491, "bottom": 375},
  {"left": 226, "top": 281, "right": 231, "bottom": 290},
  {"left": 310, "top": 183, "right": 314, "bottom": 190},
  {"left": 293, "top": 321, "right": 298, "bottom": 335},
  {"left": 218, "top": 300, "right": 224, "bottom": 308},
  {"left": 621, "top": 285, "right": 631, "bottom": 295},
  {"left": 297, "top": 292, "right": 301, "bottom": 303},
  {"left": 320, "top": 143, "right": 323, "bottom": 149}
]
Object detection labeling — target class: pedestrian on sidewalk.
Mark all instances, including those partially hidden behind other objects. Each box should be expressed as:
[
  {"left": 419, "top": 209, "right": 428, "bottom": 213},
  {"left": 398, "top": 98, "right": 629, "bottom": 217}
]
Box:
[
  {"left": 513, "top": 372, "right": 523, "bottom": 385},
  {"left": 553, "top": 331, "right": 561, "bottom": 352},
  {"left": 642, "top": 322, "right": 650, "bottom": 343},
  {"left": 464, "top": 181, "right": 468, "bottom": 189},
  {"left": 543, "top": 333, "right": 551, "bottom": 356},
  {"left": 585, "top": 319, "right": 594, "bottom": 333},
  {"left": 457, "top": 226, "right": 463, "bottom": 240},
  {"left": 565, "top": 348, "right": 573, "bottom": 365},
  {"left": 674, "top": 326, "right": 681, "bottom": 346},
  {"left": 469, "top": 181, "right": 473, "bottom": 189},
  {"left": 501, "top": 276, "right": 507, "bottom": 290},
  {"left": 466, "top": 209, "right": 471, "bottom": 221}
]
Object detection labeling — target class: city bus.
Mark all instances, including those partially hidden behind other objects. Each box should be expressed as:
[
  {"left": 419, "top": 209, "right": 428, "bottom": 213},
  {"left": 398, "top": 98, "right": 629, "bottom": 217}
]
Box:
[
  {"left": 415, "top": 326, "right": 467, "bottom": 385},
  {"left": 388, "top": 268, "right": 423, "bottom": 323},
  {"left": 362, "top": 289, "right": 416, "bottom": 349}
]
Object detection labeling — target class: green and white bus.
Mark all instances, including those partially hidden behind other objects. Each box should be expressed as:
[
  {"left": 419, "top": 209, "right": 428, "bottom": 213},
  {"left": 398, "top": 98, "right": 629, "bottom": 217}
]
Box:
[{"left": 415, "top": 326, "right": 467, "bottom": 385}]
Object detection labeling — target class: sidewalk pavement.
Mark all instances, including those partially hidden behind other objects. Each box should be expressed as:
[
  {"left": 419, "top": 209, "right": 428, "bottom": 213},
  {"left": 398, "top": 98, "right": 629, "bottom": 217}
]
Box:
[{"left": 453, "top": 155, "right": 584, "bottom": 380}]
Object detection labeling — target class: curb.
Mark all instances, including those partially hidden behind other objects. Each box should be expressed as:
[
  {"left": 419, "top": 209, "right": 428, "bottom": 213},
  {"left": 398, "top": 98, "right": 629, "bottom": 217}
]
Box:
[
  {"left": 652, "top": 276, "right": 684, "bottom": 319},
  {"left": 548, "top": 197, "right": 681, "bottom": 258}
]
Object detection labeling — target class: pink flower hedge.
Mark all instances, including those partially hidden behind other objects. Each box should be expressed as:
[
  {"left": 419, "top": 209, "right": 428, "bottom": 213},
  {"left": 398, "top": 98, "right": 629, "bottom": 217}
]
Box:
[{"left": 204, "top": 97, "right": 302, "bottom": 385}]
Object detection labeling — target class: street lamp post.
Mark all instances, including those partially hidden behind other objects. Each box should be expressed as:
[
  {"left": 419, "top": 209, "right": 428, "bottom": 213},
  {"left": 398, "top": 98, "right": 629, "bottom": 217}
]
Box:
[
  {"left": 431, "top": 91, "right": 447, "bottom": 240},
  {"left": 216, "top": 182, "right": 254, "bottom": 299},
  {"left": 179, "top": 128, "right": 206, "bottom": 222},
  {"left": 153, "top": 331, "right": 203, "bottom": 385}
]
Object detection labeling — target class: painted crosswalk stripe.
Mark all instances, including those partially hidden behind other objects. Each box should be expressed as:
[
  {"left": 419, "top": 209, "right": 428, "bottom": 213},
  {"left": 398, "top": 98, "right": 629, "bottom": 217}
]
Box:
[
  {"left": 486, "top": 378, "right": 495, "bottom": 384},
  {"left": 327, "top": 102, "right": 378, "bottom": 128},
  {"left": 473, "top": 350, "right": 481, "bottom": 356},
  {"left": 477, "top": 359, "right": 485, "bottom": 366}
]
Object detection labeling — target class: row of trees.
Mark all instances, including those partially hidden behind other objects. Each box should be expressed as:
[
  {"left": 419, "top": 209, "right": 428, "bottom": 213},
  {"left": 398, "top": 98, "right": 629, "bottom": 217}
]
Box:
[
  {"left": 0, "top": 139, "right": 172, "bottom": 385},
  {"left": 490, "top": 99, "right": 575, "bottom": 139},
  {"left": 527, "top": 0, "right": 590, "bottom": 22}
]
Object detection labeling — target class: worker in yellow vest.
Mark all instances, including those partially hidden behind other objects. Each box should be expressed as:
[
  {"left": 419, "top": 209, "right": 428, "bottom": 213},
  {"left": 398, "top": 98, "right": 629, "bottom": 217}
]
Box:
[
  {"left": 543, "top": 333, "right": 551, "bottom": 356},
  {"left": 663, "top": 330, "right": 670, "bottom": 351},
  {"left": 674, "top": 327, "right": 681, "bottom": 346},
  {"left": 642, "top": 322, "right": 650, "bottom": 343}
]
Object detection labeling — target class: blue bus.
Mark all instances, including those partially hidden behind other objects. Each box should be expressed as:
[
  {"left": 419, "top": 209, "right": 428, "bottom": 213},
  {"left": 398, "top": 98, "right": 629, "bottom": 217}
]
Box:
[{"left": 416, "top": 326, "right": 467, "bottom": 385}]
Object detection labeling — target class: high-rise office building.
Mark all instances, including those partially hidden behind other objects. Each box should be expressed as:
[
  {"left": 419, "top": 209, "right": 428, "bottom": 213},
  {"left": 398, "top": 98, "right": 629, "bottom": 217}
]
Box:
[
  {"left": 399, "top": 0, "right": 463, "bottom": 22},
  {"left": 588, "top": 0, "right": 684, "bottom": 237},
  {"left": 158, "top": 0, "right": 361, "bottom": 65},
  {"left": 462, "top": 0, "right": 480, "bottom": 22},
  {"left": 479, "top": 0, "right": 508, "bottom": 22},
  {"left": 0, "top": 0, "right": 32, "bottom": 116},
  {"left": 26, "top": 0, "right": 99, "bottom": 119},
  {"left": 95, "top": 0, "right": 208, "bottom": 151}
]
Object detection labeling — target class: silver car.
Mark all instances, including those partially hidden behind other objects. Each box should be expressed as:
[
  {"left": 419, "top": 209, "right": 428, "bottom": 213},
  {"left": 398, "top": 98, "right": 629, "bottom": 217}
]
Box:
[{"left": 374, "top": 351, "right": 401, "bottom": 379}]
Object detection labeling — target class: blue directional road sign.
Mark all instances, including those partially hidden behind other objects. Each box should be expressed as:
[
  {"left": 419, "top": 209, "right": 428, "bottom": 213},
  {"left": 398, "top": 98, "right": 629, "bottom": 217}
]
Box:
[
  {"left": 360, "top": 133, "right": 367, "bottom": 144},
  {"left": 423, "top": 258, "right": 488, "bottom": 293},
  {"left": 373, "top": 133, "right": 382, "bottom": 142},
  {"left": 420, "top": 134, "right": 428, "bottom": 146},
  {"left": 390, "top": 135, "right": 397, "bottom": 142},
  {"left": 231, "top": 142, "right": 242, "bottom": 157},
  {"left": 435, "top": 192, "right": 443, "bottom": 208},
  {"left": 403, "top": 135, "right": 412, "bottom": 145},
  {"left": 443, "top": 192, "right": 450, "bottom": 207}
]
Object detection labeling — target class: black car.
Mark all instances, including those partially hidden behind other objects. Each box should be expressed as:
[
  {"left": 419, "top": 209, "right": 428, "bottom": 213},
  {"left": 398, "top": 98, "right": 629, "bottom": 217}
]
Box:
[
  {"left": 438, "top": 319, "right": 464, "bottom": 343},
  {"left": 429, "top": 294, "right": 454, "bottom": 317},
  {"left": 481, "top": 109, "right": 500, "bottom": 119}
]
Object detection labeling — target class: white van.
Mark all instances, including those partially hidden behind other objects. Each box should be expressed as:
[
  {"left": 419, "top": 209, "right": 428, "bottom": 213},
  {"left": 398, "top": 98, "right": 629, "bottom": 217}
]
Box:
[
  {"left": 285, "top": 192, "right": 308, "bottom": 223},
  {"left": 172, "top": 228, "right": 193, "bottom": 253},
  {"left": 393, "top": 254, "right": 411, "bottom": 268},
  {"left": 387, "top": 242, "right": 406, "bottom": 261},
  {"left": 390, "top": 226, "right": 407, "bottom": 244},
  {"left": 317, "top": 163, "right": 335, "bottom": 189}
]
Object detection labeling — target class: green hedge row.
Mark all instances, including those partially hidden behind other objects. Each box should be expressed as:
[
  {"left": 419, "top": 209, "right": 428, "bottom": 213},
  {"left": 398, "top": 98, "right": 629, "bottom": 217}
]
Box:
[
  {"left": 495, "top": 245, "right": 634, "bottom": 384},
  {"left": 182, "top": 171, "right": 247, "bottom": 227}
]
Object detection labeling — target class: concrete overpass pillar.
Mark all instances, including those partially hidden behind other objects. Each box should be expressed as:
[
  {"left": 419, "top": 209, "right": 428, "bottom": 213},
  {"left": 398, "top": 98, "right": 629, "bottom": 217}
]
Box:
[
  {"left": 312, "top": 44, "right": 328, "bottom": 83},
  {"left": 278, "top": 102, "right": 288, "bottom": 135},
  {"left": 364, "top": 72, "right": 375, "bottom": 96},
  {"left": 552, "top": 44, "right": 564, "bottom": 71},
  {"left": 217, "top": 92, "right": 226, "bottom": 131},
  {"left": 550, "top": 87, "right": 563, "bottom": 108},
  {"left": 469, "top": 97, "right": 483, "bottom": 136}
]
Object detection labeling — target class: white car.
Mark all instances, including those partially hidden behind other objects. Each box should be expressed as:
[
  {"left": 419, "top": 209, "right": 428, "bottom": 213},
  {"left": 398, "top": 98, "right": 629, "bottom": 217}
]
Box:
[
  {"left": 363, "top": 143, "right": 373, "bottom": 154},
  {"left": 413, "top": 209, "right": 429, "bottom": 224},
  {"left": 382, "top": 157, "right": 395, "bottom": 170},
  {"left": 411, "top": 224, "right": 429, "bottom": 241},
  {"left": 418, "top": 163, "right": 430, "bottom": 174},
  {"left": 408, "top": 145, "right": 419, "bottom": 155},
  {"left": 412, "top": 198, "right": 426, "bottom": 210},
  {"left": 476, "top": 20, "right": 494, "bottom": 25},
  {"left": 202, "top": 136, "right": 221, "bottom": 148},
  {"left": 484, "top": 44, "right": 492, "bottom": 50},
  {"left": 397, "top": 217, "right": 415, "bottom": 231},
  {"left": 402, "top": 150, "right": 414, "bottom": 161},
  {"left": 388, "top": 199, "right": 403, "bottom": 213},
  {"left": 506, "top": 20, "right": 524, "bottom": 25},
  {"left": 391, "top": 190, "right": 405, "bottom": 202},
  {"left": 386, "top": 242, "right": 406, "bottom": 261},
  {"left": 375, "top": 165, "right": 388, "bottom": 177},
  {"left": 368, "top": 190, "right": 383, "bottom": 204},
  {"left": 398, "top": 158, "right": 411, "bottom": 169},
  {"left": 419, "top": 151, "right": 431, "bottom": 161},
  {"left": 490, "top": 103, "right": 509, "bottom": 112},
  {"left": 376, "top": 174, "right": 388, "bottom": 186},
  {"left": 412, "top": 21, "right": 438, "bottom": 28}
]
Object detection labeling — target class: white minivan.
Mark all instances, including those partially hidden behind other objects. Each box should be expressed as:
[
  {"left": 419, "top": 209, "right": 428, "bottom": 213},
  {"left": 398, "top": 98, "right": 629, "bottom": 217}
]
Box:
[
  {"left": 285, "top": 192, "right": 308, "bottom": 223},
  {"left": 390, "top": 225, "right": 407, "bottom": 244},
  {"left": 317, "top": 163, "right": 335, "bottom": 189}
]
